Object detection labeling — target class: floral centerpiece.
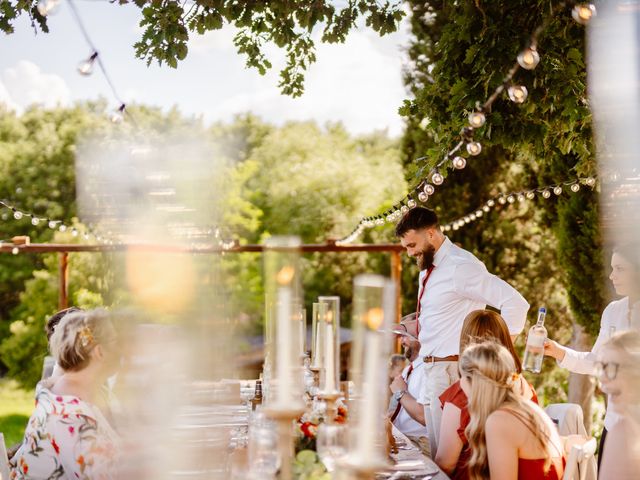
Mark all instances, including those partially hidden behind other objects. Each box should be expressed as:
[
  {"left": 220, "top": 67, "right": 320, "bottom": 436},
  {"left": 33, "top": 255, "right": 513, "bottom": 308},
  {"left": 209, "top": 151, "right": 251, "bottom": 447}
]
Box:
[{"left": 295, "top": 398, "right": 347, "bottom": 453}]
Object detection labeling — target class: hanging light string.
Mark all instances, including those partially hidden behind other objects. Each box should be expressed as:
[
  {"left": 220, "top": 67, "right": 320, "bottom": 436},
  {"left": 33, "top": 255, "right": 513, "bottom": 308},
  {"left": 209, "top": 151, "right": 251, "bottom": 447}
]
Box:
[
  {"left": 441, "top": 176, "right": 597, "bottom": 233},
  {"left": 36, "top": 0, "right": 134, "bottom": 124},
  {"left": 337, "top": 2, "right": 596, "bottom": 245}
]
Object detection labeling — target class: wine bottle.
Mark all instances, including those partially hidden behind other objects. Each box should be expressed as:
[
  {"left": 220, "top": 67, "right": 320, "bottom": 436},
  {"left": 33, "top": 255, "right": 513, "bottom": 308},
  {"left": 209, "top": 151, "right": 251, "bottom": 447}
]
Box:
[{"left": 523, "top": 307, "right": 547, "bottom": 373}]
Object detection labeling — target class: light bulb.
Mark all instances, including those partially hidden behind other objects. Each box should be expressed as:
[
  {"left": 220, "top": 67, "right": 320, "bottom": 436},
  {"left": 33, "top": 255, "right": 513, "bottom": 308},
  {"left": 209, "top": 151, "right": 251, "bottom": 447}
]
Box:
[
  {"left": 542, "top": 189, "right": 551, "bottom": 199},
  {"left": 31, "top": 217, "right": 40, "bottom": 226},
  {"left": 83, "top": 233, "right": 90, "bottom": 240},
  {"left": 37, "top": 0, "right": 60, "bottom": 16},
  {"left": 482, "top": 205, "right": 490, "bottom": 213},
  {"left": 526, "top": 191, "right": 535, "bottom": 200},
  {"left": 59, "top": 224, "right": 67, "bottom": 232},
  {"left": 13, "top": 210, "right": 23, "bottom": 220},
  {"left": 464, "top": 216, "right": 471, "bottom": 224},
  {"left": 508, "top": 85, "right": 528, "bottom": 104},
  {"left": 72, "top": 228, "right": 79, "bottom": 237},
  {"left": 418, "top": 192, "right": 428, "bottom": 203},
  {"left": 572, "top": 4, "right": 596, "bottom": 25},
  {"left": 12, "top": 247, "right": 19, "bottom": 255},
  {"left": 453, "top": 224, "right": 460, "bottom": 231},
  {"left": 475, "top": 210, "right": 483, "bottom": 217},
  {"left": 443, "top": 225, "right": 450, "bottom": 232},
  {"left": 110, "top": 104, "right": 126, "bottom": 124},
  {"left": 387, "top": 215, "right": 394, "bottom": 223},
  {"left": 585, "top": 177, "right": 596, "bottom": 187},
  {"left": 423, "top": 184, "right": 435, "bottom": 195},
  {"left": 469, "top": 111, "right": 486, "bottom": 128},
  {"left": 432, "top": 171, "right": 444, "bottom": 185},
  {"left": 470, "top": 213, "right": 477, "bottom": 221},
  {"left": 571, "top": 183, "right": 580, "bottom": 193},
  {"left": 466, "top": 142, "right": 482, "bottom": 156},
  {"left": 487, "top": 199, "right": 495, "bottom": 207},
  {"left": 517, "top": 194, "right": 526, "bottom": 202},
  {"left": 498, "top": 196, "right": 507, "bottom": 205},
  {"left": 553, "top": 186, "right": 563, "bottom": 195},
  {"left": 453, "top": 156, "right": 467, "bottom": 169},
  {"left": 77, "top": 52, "right": 98, "bottom": 76},
  {"left": 401, "top": 205, "right": 409, "bottom": 214},
  {"left": 517, "top": 47, "right": 540, "bottom": 70},
  {"left": 407, "top": 199, "right": 417, "bottom": 208},
  {"left": 507, "top": 195, "right": 515, "bottom": 203}
]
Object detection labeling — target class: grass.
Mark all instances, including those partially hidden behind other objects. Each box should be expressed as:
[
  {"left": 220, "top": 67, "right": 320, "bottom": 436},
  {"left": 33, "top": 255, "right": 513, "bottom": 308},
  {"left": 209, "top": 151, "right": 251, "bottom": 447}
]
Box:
[{"left": 0, "top": 378, "right": 34, "bottom": 446}]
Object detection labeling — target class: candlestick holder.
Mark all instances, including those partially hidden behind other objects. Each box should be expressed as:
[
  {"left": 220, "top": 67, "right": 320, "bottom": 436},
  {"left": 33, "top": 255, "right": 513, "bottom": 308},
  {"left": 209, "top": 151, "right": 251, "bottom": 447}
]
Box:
[
  {"left": 263, "top": 405, "right": 305, "bottom": 480},
  {"left": 317, "top": 389, "right": 341, "bottom": 424}
]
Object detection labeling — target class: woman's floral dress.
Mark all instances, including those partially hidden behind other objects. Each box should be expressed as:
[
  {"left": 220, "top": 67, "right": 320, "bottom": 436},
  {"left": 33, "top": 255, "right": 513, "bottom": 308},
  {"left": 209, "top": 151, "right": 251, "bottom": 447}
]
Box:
[{"left": 9, "top": 383, "right": 119, "bottom": 479}]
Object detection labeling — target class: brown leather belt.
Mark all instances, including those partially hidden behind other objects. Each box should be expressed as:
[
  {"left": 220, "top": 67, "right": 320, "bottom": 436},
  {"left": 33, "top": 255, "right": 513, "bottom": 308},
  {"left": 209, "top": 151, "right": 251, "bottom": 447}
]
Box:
[{"left": 423, "top": 354, "right": 459, "bottom": 363}]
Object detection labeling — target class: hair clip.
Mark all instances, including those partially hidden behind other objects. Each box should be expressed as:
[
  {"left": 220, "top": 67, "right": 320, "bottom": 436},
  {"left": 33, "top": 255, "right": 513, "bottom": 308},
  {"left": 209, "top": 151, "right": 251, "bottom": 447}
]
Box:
[
  {"left": 505, "top": 372, "right": 519, "bottom": 388},
  {"left": 78, "top": 326, "right": 95, "bottom": 348}
]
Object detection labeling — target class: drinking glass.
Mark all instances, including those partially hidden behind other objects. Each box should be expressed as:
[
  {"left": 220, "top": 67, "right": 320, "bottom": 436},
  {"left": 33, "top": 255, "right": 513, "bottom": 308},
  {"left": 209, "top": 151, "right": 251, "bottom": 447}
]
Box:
[{"left": 316, "top": 423, "right": 348, "bottom": 472}]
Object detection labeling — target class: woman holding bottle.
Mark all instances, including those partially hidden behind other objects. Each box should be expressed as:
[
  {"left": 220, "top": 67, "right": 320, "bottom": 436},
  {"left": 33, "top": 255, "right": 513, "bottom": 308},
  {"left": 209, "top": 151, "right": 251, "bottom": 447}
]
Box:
[{"left": 544, "top": 243, "right": 640, "bottom": 465}]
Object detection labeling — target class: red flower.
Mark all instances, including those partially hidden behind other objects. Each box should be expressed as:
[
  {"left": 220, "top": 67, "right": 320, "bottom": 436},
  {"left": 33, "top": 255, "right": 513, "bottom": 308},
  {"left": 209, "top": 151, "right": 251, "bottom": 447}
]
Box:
[
  {"left": 52, "top": 438, "right": 60, "bottom": 454},
  {"left": 300, "top": 421, "right": 317, "bottom": 439},
  {"left": 56, "top": 396, "right": 63, "bottom": 402},
  {"left": 69, "top": 426, "right": 75, "bottom": 435},
  {"left": 70, "top": 398, "right": 80, "bottom": 405}
]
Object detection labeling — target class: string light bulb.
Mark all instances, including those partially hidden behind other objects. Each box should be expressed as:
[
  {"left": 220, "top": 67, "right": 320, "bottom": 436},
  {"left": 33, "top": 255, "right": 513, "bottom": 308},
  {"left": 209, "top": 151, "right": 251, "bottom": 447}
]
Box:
[
  {"left": 508, "top": 85, "right": 528, "bottom": 104},
  {"left": 468, "top": 111, "right": 486, "bottom": 128},
  {"left": 375, "top": 218, "right": 384, "bottom": 226},
  {"left": 71, "top": 228, "right": 79, "bottom": 237},
  {"left": 12, "top": 247, "right": 19, "bottom": 255},
  {"left": 542, "top": 189, "right": 551, "bottom": 199},
  {"left": 585, "top": 177, "right": 596, "bottom": 187},
  {"left": 487, "top": 199, "right": 496, "bottom": 207},
  {"left": 517, "top": 47, "right": 540, "bottom": 70},
  {"left": 400, "top": 205, "right": 409, "bottom": 214},
  {"left": 571, "top": 183, "right": 580, "bottom": 193},
  {"left": 526, "top": 191, "right": 535, "bottom": 200},
  {"left": 482, "top": 205, "right": 490, "bottom": 213},
  {"left": 110, "top": 104, "right": 126, "bottom": 124},
  {"left": 77, "top": 52, "right": 98, "bottom": 76},
  {"left": 407, "top": 198, "right": 417, "bottom": 208},
  {"left": 498, "top": 196, "right": 507, "bottom": 205},
  {"left": 59, "top": 225, "right": 67, "bottom": 232},
  {"left": 48, "top": 220, "right": 56, "bottom": 229},
  {"left": 13, "top": 210, "right": 23, "bottom": 220},
  {"left": 37, "top": 0, "right": 60, "bottom": 16},
  {"left": 452, "top": 156, "right": 467, "bottom": 169},
  {"left": 507, "top": 195, "right": 516, "bottom": 204},
  {"left": 432, "top": 171, "right": 444, "bottom": 186},
  {"left": 466, "top": 141, "right": 482, "bottom": 156},
  {"left": 418, "top": 192, "right": 428, "bottom": 203},
  {"left": 423, "top": 184, "right": 435, "bottom": 195},
  {"left": 553, "top": 186, "right": 563, "bottom": 195},
  {"left": 475, "top": 210, "right": 483, "bottom": 217},
  {"left": 31, "top": 217, "right": 40, "bottom": 226},
  {"left": 518, "top": 193, "right": 526, "bottom": 202},
  {"left": 572, "top": 4, "right": 596, "bottom": 25}
]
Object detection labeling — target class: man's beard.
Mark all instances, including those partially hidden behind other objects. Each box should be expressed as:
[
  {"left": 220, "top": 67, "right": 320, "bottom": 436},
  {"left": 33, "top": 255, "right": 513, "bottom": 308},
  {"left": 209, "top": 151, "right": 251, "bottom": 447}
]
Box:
[{"left": 417, "top": 244, "right": 436, "bottom": 271}]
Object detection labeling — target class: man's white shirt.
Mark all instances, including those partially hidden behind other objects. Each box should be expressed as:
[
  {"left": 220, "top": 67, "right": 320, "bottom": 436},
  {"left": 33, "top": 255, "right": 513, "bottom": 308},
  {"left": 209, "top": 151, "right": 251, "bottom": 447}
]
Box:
[
  {"left": 392, "top": 357, "right": 428, "bottom": 438},
  {"left": 417, "top": 237, "right": 529, "bottom": 358}
]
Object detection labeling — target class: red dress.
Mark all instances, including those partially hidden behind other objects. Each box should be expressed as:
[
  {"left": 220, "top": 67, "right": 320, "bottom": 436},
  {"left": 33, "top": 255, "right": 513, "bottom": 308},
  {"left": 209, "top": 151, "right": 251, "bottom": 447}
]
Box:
[
  {"left": 517, "top": 458, "right": 565, "bottom": 480},
  {"left": 439, "top": 379, "right": 539, "bottom": 480}
]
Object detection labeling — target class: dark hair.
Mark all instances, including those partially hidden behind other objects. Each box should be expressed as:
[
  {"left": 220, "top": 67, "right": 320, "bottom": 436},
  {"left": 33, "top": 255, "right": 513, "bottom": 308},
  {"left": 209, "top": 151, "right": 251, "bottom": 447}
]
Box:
[
  {"left": 395, "top": 207, "right": 439, "bottom": 237},
  {"left": 460, "top": 309, "right": 523, "bottom": 373},
  {"left": 613, "top": 244, "right": 640, "bottom": 270},
  {"left": 45, "top": 307, "right": 82, "bottom": 341}
]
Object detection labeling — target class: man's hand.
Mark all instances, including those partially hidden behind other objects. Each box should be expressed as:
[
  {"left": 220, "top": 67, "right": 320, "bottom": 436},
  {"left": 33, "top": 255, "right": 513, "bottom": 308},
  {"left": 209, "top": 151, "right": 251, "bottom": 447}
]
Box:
[
  {"left": 389, "top": 374, "right": 407, "bottom": 394},
  {"left": 544, "top": 339, "right": 566, "bottom": 361}
]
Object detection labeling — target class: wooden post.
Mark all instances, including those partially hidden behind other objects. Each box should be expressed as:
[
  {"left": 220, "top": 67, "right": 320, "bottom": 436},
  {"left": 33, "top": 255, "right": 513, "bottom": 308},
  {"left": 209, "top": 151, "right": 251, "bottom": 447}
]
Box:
[
  {"left": 390, "top": 250, "right": 402, "bottom": 324},
  {"left": 59, "top": 252, "right": 69, "bottom": 310}
]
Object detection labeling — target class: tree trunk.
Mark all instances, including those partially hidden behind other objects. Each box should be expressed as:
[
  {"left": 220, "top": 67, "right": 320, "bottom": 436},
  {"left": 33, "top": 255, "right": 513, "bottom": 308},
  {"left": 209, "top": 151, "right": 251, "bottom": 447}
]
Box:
[{"left": 567, "top": 320, "right": 596, "bottom": 433}]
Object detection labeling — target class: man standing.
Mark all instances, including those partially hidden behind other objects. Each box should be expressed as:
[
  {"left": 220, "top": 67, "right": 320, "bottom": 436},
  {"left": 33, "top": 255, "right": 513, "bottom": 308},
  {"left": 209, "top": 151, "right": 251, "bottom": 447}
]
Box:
[
  {"left": 389, "top": 314, "right": 430, "bottom": 456},
  {"left": 395, "top": 207, "right": 529, "bottom": 456}
]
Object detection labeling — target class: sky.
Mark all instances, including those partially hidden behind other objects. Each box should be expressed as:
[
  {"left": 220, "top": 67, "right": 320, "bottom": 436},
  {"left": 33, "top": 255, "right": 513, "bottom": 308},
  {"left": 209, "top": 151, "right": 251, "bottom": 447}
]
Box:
[{"left": 0, "top": 1, "right": 412, "bottom": 136}]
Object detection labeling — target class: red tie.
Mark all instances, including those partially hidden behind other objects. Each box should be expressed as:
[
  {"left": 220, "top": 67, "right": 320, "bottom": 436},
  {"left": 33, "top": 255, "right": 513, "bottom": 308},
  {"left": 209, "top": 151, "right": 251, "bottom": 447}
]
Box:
[
  {"left": 390, "top": 363, "right": 414, "bottom": 422},
  {"left": 416, "top": 266, "right": 435, "bottom": 335}
]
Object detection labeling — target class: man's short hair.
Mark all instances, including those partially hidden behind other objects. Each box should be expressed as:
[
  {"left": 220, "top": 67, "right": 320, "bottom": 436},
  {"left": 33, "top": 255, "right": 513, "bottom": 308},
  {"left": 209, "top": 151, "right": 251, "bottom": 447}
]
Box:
[
  {"left": 45, "top": 307, "right": 82, "bottom": 341},
  {"left": 395, "top": 207, "right": 439, "bottom": 237}
]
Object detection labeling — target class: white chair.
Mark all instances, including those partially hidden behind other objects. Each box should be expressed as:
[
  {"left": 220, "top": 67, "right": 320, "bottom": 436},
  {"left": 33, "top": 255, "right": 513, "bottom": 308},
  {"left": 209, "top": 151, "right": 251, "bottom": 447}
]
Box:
[
  {"left": 545, "top": 403, "right": 587, "bottom": 436},
  {"left": 563, "top": 437, "right": 597, "bottom": 480},
  {"left": 1, "top": 432, "right": 11, "bottom": 480}
]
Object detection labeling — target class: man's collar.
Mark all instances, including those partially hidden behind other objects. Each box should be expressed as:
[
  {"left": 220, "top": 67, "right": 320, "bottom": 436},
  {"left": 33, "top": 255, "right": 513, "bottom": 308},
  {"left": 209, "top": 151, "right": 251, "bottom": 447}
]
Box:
[
  {"left": 433, "top": 236, "right": 453, "bottom": 268},
  {"left": 411, "top": 356, "right": 424, "bottom": 368}
]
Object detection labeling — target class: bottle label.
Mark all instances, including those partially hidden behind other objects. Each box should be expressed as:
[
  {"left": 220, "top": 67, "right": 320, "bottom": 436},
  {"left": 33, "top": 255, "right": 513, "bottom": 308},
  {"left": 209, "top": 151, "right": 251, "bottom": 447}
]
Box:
[{"left": 526, "top": 334, "right": 546, "bottom": 348}]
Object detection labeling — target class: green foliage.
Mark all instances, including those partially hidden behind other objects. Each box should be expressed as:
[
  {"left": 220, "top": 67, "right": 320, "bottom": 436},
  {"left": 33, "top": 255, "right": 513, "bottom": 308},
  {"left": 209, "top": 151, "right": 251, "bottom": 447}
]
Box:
[
  {"left": 1, "top": 1, "right": 404, "bottom": 97},
  {"left": 0, "top": 378, "right": 33, "bottom": 446}
]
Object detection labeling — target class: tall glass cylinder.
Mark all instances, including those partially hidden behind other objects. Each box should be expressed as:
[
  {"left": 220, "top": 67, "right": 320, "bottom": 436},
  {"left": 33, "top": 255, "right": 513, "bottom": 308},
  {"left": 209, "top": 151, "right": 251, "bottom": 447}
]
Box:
[
  {"left": 263, "top": 236, "right": 304, "bottom": 410},
  {"left": 318, "top": 296, "right": 340, "bottom": 394},
  {"left": 311, "top": 302, "right": 327, "bottom": 371},
  {"left": 346, "top": 274, "right": 395, "bottom": 470}
]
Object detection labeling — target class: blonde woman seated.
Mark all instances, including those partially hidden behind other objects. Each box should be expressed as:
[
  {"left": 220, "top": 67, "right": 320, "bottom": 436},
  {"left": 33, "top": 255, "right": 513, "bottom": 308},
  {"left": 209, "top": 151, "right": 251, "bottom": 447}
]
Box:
[
  {"left": 10, "top": 309, "right": 120, "bottom": 480},
  {"left": 598, "top": 330, "right": 640, "bottom": 479},
  {"left": 459, "top": 341, "right": 564, "bottom": 480},
  {"left": 436, "top": 310, "right": 537, "bottom": 479}
]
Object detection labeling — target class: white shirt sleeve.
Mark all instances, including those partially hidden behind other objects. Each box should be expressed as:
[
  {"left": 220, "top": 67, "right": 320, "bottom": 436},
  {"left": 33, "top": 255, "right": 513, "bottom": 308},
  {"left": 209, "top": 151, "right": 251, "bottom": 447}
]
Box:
[
  {"left": 453, "top": 261, "right": 529, "bottom": 335},
  {"left": 558, "top": 303, "right": 614, "bottom": 375}
]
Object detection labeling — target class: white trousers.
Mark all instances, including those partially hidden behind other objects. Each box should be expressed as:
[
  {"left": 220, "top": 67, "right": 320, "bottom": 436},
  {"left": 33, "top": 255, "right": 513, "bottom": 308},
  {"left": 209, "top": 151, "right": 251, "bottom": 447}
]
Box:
[{"left": 418, "top": 360, "right": 460, "bottom": 458}]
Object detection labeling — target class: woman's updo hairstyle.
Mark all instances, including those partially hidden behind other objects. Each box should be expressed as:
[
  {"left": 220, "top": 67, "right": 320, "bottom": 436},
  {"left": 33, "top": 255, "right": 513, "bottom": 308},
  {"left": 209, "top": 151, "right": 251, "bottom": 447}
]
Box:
[{"left": 49, "top": 309, "right": 117, "bottom": 372}]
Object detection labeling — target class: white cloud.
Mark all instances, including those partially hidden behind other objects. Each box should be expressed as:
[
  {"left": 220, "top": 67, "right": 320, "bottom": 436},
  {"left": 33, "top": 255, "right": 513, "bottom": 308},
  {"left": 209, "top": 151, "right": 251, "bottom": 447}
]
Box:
[
  {"left": 1, "top": 60, "right": 70, "bottom": 112},
  {"left": 188, "top": 26, "right": 238, "bottom": 54}
]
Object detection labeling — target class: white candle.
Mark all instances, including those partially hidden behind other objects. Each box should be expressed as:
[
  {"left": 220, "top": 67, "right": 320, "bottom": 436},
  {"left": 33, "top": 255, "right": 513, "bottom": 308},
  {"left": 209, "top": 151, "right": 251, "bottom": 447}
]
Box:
[
  {"left": 298, "top": 311, "right": 306, "bottom": 358},
  {"left": 311, "top": 304, "right": 325, "bottom": 370},
  {"left": 358, "top": 329, "right": 380, "bottom": 459},
  {"left": 324, "top": 321, "right": 336, "bottom": 392},
  {"left": 276, "top": 276, "right": 293, "bottom": 403}
]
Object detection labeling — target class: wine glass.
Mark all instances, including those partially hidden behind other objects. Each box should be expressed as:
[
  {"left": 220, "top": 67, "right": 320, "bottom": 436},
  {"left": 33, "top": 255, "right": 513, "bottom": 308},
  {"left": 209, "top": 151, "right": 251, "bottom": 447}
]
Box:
[{"left": 316, "top": 423, "right": 348, "bottom": 472}]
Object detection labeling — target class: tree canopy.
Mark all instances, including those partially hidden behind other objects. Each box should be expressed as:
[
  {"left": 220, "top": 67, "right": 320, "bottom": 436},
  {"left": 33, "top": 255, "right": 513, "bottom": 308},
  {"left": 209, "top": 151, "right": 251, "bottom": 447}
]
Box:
[{"left": 1, "top": 0, "right": 404, "bottom": 97}]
